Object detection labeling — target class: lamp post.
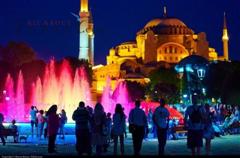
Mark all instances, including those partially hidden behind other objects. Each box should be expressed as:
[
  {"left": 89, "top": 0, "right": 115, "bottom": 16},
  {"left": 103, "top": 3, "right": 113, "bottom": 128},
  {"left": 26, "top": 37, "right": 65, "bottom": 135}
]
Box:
[
  {"left": 197, "top": 68, "right": 206, "bottom": 81},
  {"left": 175, "top": 55, "right": 209, "bottom": 105},
  {"left": 196, "top": 66, "right": 207, "bottom": 103}
]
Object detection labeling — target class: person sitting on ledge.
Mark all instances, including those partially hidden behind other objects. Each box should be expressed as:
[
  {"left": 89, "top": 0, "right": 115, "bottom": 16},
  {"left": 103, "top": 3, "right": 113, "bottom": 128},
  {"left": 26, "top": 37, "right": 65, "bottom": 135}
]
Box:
[
  {"left": 0, "top": 113, "right": 6, "bottom": 145},
  {"left": 8, "top": 119, "right": 19, "bottom": 143}
]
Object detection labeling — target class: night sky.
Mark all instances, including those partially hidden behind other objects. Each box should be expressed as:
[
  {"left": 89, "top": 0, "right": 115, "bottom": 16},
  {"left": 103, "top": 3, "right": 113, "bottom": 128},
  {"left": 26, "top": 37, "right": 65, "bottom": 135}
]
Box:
[{"left": 0, "top": 0, "right": 239, "bottom": 65}]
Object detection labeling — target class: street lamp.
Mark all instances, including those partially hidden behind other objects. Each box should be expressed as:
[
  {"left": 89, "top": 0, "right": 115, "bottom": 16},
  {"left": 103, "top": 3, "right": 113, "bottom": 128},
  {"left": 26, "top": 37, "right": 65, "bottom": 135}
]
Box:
[
  {"left": 197, "top": 68, "right": 206, "bottom": 80},
  {"left": 175, "top": 55, "right": 209, "bottom": 105}
]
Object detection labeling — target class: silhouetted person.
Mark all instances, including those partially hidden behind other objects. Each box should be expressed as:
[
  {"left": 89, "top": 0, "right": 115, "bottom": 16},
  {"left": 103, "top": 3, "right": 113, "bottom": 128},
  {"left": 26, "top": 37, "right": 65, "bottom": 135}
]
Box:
[
  {"left": 43, "top": 111, "right": 48, "bottom": 139},
  {"left": 92, "top": 103, "right": 107, "bottom": 155},
  {"left": 128, "top": 100, "right": 148, "bottom": 155},
  {"left": 103, "top": 112, "right": 112, "bottom": 152},
  {"left": 37, "top": 110, "right": 45, "bottom": 140},
  {"left": 59, "top": 109, "right": 67, "bottom": 139},
  {"left": 184, "top": 94, "right": 205, "bottom": 155},
  {"left": 46, "top": 105, "right": 60, "bottom": 153},
  {"left": 153, "top": 98, "right": 170, "bottom": 155},
  {"left": 0, "top": 113, "right": 6, "bottom": 145},
  {"left": 72, "top": 101, "right": 92, "bottom": 155},
  {"left": 30, "top": 106, "right": 38, "bottom": 137},
  {"left": 203, "top": 104, "right": 215, "bottom": 155},
  {"left": 112, "top": 104, "right": 126, "bottom": 155},
  {"left": 8, "top": 119, "right": 19, "bottom": 143}
]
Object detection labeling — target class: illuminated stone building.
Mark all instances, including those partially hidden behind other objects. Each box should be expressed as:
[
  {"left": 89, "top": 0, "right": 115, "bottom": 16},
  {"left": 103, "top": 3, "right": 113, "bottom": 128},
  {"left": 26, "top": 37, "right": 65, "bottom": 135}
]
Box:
[{"left": 92, "top": 7, "right": 229, "bottom": 92}]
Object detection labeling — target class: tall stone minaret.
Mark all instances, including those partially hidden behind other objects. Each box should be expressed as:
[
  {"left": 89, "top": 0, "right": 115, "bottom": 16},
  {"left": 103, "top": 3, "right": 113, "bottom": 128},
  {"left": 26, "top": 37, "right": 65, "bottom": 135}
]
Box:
[
  {"left": 79, "top": 0, "right": 94, "bottom": 65},
  {"left": 222, "top": 12, "right": 229, "bottom": 61}
]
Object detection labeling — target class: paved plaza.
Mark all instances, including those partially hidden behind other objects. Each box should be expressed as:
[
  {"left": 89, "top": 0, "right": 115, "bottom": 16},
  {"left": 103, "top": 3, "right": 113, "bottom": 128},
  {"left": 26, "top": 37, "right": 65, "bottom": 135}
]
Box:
[{"left": 0, "top": 134, "right": 240, "bottom": 156}]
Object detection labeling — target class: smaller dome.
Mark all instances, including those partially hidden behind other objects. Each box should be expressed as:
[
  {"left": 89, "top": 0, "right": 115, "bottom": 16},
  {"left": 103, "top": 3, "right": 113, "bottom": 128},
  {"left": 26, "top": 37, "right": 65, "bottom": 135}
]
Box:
[{"left": 144, "top": 19, "right": 162, "bottom": 28}]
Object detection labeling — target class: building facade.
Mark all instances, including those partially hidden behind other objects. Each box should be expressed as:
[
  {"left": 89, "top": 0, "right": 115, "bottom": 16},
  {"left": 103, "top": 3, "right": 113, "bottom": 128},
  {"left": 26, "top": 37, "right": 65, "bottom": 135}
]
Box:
[{"left": 93, "top": 8, "right": 229, "bottom": 92}]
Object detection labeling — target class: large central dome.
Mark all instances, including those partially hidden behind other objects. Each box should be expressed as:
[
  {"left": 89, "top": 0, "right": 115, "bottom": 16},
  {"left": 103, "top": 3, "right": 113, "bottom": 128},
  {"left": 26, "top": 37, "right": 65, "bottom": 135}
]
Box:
[
  {"left": 144, "top": 19, "right": 162, "bottom": 28},
  {"left": 144, "top": 18, "right": 186, "bottom": 28},
  {"left": 138, "top": 17, "right": 193, "bottom": 35}
]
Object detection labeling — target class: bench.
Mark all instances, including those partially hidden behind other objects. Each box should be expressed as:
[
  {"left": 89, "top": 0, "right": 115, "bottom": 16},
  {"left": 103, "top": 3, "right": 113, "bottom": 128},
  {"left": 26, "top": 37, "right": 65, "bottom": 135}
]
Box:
[
  {"left": 1, "top": 128, "right": 19, "bottom": 143},
  {"left": 226, "top": 122, "right": 240, "bottom": 134},
  {"left": 173, "top": 125, "right": 187, "bottom": 139}
]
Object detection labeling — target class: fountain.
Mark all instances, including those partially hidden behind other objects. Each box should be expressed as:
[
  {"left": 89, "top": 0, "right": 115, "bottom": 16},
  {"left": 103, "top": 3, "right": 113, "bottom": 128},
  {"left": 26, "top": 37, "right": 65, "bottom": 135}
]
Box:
[
  {"left": 1, "top": 59, "right": 183, "bottom": 123},
  {"left": 1, "top": 59, "right": 92, "bottom": 122}
]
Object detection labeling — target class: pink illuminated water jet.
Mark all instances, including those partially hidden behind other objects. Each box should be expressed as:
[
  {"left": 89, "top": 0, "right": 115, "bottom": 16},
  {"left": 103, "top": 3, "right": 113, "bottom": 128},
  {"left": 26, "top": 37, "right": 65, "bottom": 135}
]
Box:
[
  {"left": 2, "top": 59, "right": 92, "bottom": 122},
  {"left": 4, "top": 74, "right": 15, "bottom": 122},
  {"left": 101, "top": 79, "right": 134, "bottom": 117}
]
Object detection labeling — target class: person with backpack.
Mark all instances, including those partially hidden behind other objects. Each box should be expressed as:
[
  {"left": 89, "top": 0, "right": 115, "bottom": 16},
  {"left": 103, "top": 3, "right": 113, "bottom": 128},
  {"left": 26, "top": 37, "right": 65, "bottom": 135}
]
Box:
[
  {"left": 72, "top": 102, "right": 92, "bottom": 155},
  {"left": 184, "top": 94, "right": 205, "bottom": 155},
  {"left": 152, "top": 98, "right": 170, "bottom": 155}
]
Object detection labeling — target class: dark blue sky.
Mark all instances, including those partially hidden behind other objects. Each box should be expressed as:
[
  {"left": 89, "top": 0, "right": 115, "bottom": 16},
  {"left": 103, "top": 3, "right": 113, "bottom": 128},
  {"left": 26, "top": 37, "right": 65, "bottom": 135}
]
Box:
[{"left": 0, "top": 0, "right": 239, "bottom": 64}]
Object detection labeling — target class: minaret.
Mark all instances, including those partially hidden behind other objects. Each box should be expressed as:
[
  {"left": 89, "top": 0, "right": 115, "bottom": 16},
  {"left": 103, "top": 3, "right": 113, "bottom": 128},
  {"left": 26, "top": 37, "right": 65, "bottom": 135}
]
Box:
[
  {"left": 222, "top": 12, "right": 229, "bottom": 61},
  {"left": 79, "top": 0, "right": 94, "bottom": 65},
  {"left": 163, "top": 6, "right": 167, "bottom": 18}
]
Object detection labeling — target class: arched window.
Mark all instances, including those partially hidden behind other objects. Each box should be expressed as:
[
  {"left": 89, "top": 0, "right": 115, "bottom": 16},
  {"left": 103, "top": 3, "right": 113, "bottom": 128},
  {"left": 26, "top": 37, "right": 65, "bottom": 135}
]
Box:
[
  {"left": 165, "top": 48, "right": 168, "bottom": 53},
  {"left": 169, "top": 46, "right": 173, "bottom": 53}
]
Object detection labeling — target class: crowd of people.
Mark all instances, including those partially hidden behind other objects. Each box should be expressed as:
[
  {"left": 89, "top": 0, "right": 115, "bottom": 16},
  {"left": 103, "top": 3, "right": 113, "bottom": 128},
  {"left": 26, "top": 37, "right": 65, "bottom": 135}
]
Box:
[{"left": 0, "top": 94, "right": 240, "bottom": 155}]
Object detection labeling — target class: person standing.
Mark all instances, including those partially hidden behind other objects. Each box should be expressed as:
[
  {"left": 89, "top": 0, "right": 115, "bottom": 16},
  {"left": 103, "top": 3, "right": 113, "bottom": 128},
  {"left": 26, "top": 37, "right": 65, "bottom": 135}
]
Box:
[
  {"left": 184, "top": 94, "right": 205, "bottom": 155},
  {"left": 112, "top": 104, "right": 126, "bottom": 155},
  {"left": 46, "top": 105, "right": 60, "bottom": 153},
  {"left": 72, "top": 101, "right": 92, "bottom": 155},
  {"left": 203, "top": 104, "right": 215, "bottom": 155},
  {"left": 103, "top": 112, "right": 112, "bottom": 152},
  {"left": 30, "top": 106, "right": 38, "bottom": 138},
  {"left": 92, "top": 103, "right": 107, "bottom": 155},
  {"left": 0, "top": 113, "right": 6, "bottom": 145},
  {"left": 147, "top": 109, "right": 154, "bottom": 138},
  {"left": 152, "top": 98, "right": 170, "bottom": 155},
  {"left": 37, "top": 110, "right": 45, "bottom": 140},
  {"left": 43, "top": 111, "right": 48, "bottom": 139},
  {"left": 59, "top": 109, "right": 67, "bottom": 139},
  {"left": 128, "top": 100, "right": 148, "bottom": 155}
]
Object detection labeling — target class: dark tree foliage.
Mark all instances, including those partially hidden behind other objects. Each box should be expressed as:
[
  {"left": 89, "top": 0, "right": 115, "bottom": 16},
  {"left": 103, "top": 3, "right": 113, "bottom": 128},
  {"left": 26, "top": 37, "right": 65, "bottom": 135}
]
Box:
[
  {"left": 147, "top": 67, "right": 180, "bottom": 104},
  {"left": 20, "top": 60, "right": 46, "bottom": 103},
  {"left": 205, "top": 61, "right": 240, "bottom": 105},
  {"left": 126, "top": 81, "right": 146, "bottom": 101},
  {"left": 64, "top": 56, "right": 93, "bottom": 85},
  {"left": 0, "top": 42, "right": 36, "bottom": 67}
]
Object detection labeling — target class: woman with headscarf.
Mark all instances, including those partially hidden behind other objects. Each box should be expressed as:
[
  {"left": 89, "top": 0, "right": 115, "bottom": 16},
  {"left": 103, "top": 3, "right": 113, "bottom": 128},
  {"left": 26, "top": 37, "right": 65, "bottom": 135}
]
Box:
[
  {"left": 46, "top": 104, "right": 60, "bottom": 153},
  {"left": 92, "top": 103, "right": 107, "bottom": 155},
  {"left": 112, "top": 103, "right": 126, "bottom": 155}
]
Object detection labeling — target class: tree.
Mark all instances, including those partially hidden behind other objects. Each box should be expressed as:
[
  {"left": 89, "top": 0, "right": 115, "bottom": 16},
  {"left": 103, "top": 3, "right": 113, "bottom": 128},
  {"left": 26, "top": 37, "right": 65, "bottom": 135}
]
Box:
[
  {"left": 147, "top": 67, "right": 180, "bottom": 104},
  {"left": 0, "top": 41, "right": 36, "bottom": 67},
  {"left": 205, "top": 61, "right": 240, "bottom": 105},
  {"left": 126, "top": 81, "right": 146, "bottom": 101},
  {"left": 64, "top": 56, "right": 93, "bottom": 85}
]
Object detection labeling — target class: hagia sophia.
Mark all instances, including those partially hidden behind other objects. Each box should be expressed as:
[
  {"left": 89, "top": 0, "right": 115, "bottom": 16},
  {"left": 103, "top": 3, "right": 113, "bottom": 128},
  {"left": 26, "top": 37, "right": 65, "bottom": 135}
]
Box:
[{"left": 78, "top": 0, "right": 229, "bottom": 93}]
